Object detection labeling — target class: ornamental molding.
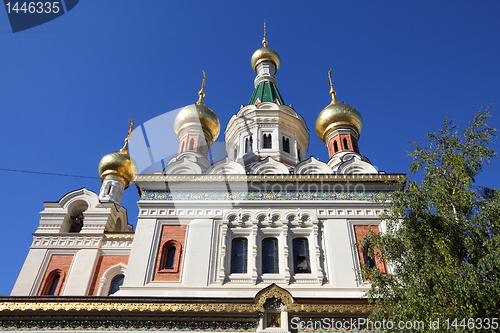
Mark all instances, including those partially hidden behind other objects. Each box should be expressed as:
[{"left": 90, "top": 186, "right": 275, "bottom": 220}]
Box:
[
  {"left": 139, "top": 208, "right": 223, "bottom": 218},
  {"left": 0, "top": 300, "right": 374, "bottom": 314},
  {"left": 136, "top": 173, "right": 405, "bottom": 183},
  {"left": 141, "top": 190, "right": 392, "bottom": 202},
  {"left": 31, "top": 235, "right": 102, "bottom": 248}
]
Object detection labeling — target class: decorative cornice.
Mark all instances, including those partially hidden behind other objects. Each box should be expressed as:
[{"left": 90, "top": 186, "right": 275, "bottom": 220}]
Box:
[
  {"left": 103, "top": 233, "right": 135, "bottom": 240},
  {"left": 0, "top": 300, "right": 374, "bottom": 314},
  {"left": 141, "top": 190, "right": 391, "bottom": 201},
  {"left": 136, "top": 173, "right": 405, "bottom": 183}
]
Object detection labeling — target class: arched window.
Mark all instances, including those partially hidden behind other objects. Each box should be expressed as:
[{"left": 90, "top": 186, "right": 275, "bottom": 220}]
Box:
[
  {"left": 245, "top": 136, "right": 253, "bottom": 153},
  {"left": 282, "top": 137, "right": 290, "bottom": 153},
  {"left": 333, "top": 140, "right": 338, "bottom": 153},
  {"left": 165, "top": 247, "right": 176, "bottom": 269},
  {"left": 362, "top": 244, "right": 377, "bottom": 269},
  {"left": 189, "top": 138, "right": 194, "bottom": 150},
  {"left": 231, "top": 238, "right": 248, "bottom": 273},
  {"left": 48, "top": 275, "right": 60, "bottom": 295},
  {"left": 159, "top": 240, "right": 181, "bottom": 272},
  {"left": 108, "top": 274, "right": 124, "bottom": 295},
  {"left": 262, "top": 238, "right": 279, "bottom": 274},
  {"left": 292, "top": 238, "right": 311, "bottom": 274},
  {"left": 343, "top": 138, "right": 348, "bottom": 149},
  {"left": 263, "top": 134, "right": 272, "bottom": 149},
  {"left": 40, "top": 269, "right": 64, "bottom": 296}
]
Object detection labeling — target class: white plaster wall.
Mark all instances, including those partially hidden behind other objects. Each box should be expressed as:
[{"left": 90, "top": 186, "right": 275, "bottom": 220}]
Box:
[
  {"left": 10, "top": 248, "right": 47, "bottom": 296},
  {"left": 182, "top": 219, "right": 215, "bottom": 288},
  {"left": 323, "top": 218, "right": 358, "bottom": 288},
  {"left": 63, "top": 249, "right": 99, "bottom": 296},
  {"left": 119, "top": 218, "right": 157, "bottom": 290}
]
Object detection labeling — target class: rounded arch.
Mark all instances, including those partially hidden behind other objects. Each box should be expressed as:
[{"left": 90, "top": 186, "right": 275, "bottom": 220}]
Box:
[
  {"left": 61, "top": 200, "right": 89, "bottom": 233},
  {"left": 97, "top": 263, "right": 127, "bottom": 296},
  {"left": 39, "top": 269, "right": 66, "bottom": 296},
  {"left": 159, "top": 240, "right": 182, "bottom": 273}
]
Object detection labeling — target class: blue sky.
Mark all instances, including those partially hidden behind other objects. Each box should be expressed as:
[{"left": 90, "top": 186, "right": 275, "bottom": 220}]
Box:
[{"left": 0, "top": 1, "right": 499, "bottom": 296}]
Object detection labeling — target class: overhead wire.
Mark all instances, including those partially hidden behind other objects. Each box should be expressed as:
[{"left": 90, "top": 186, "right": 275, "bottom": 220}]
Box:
[{"left": 0, "top": 168, "right": 99, "bottom": 180}]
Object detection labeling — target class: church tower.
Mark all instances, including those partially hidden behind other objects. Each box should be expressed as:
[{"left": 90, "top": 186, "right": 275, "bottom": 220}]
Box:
[{"left": 225, "top": 23, "right": 309, "bottom": 171}]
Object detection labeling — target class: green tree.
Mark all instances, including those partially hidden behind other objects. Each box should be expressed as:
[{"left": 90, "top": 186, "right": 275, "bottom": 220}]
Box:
[{"left": 364, "top": 108, "right": 500, "bottom": 332}]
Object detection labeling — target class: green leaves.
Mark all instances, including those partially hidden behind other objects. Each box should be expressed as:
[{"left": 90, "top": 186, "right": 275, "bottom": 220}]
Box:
[{"left": 366, "top": 107, "right": 499, "bottom": 332}]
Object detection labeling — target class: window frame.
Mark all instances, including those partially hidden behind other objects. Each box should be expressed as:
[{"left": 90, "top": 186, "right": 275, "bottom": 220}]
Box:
[
  {"left": 158, "top": 240, "right": 182, "bottom": 273},
  {"left": 261, "top": 237, "right": 279, "bottom": 274},
  {"left": 230, "top": 237, "right": 248, "bottom": 274},
  {"left": 292, "top": 237, "right": 311, "bottom": 274}
]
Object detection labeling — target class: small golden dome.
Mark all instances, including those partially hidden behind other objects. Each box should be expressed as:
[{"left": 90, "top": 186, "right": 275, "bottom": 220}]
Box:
[
  {"left": 251, "top": 46, "right": 281, "bottom": 74},
  {"left": 315, "top": 101, "right": 363, "bottom": 143},
  {"left": 173, "top": 71, "right": 220, "bottom": 144},
  {"left": 98, "top": 120, "right": 137, "bottom": 188},
  {"left": 315, "top": 69, "right": 363, "bottom": 143},
  {"left": 173, "top": 102, "right": 220, "bottom": 144},
  {"left": 251, "top": 22, "right": 280, "bottom": 74}
]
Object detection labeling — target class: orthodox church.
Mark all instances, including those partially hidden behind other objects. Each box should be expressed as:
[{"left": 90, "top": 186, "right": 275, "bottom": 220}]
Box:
[{"left": 0, "top": 30, "right": 404, "bottom": 332}]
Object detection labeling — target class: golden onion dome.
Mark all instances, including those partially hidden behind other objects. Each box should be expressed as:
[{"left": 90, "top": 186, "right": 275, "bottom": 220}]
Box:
[
  {"left": 251, "top": 46, "right": 281, "bottom": 74},
  {"left": 315, "top": 69, "right": 363, "bottom": 143},
  {"left": 173, "top": 71, "right": 220, "bottom": 144},
  {"left": 250, "top": 23, "right": 281, "bottom": 74},
  {"left": 98, "top": 120, "right": 137, "bottom": 188}
]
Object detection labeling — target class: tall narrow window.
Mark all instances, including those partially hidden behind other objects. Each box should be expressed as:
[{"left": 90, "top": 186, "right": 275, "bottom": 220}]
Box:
[
  {"left": 245, "top": 136, "right": 253, "bottom": 153},
  {"left": 297, "top": 148, "right": 301, "bottom": 160},
  {"left": 159, "top": 241, "right": 181, "bottom": 272},
  {"left": 231, "top": 238, "right": 248, "bottom": 273},
  {"left": 343, "top": 138, "right": 348, "bottom": 149},
  {"left": 47, "top": 274, "right": 60, "bottom": 295},
  {"left": 263, "top": 134, "right": 272, "bottom": 149},
  {"left": 292, "top": 238, "right": 311, "bottom": 274},
  {"left": 362, "top": 245, "right": 376, "bottom": 269},
  {"left": 181, "top": 141, "right": 185, "bottom": 152},
  {"left": 334, "top": 141, "right": 338, "bottom": 153},
  {"left": 189, "top": 138, "right": 194, "bottom": 150},
  {"left": 165, "top": 247, "right": 176, "bottom": 269},
  {"left": 108, "top": 274, "right": 124, "bottom": 295},
  {"left": 262, "top": 238, "right": 279, "bottom": 274},
  {"left": 40, "top": 269, "right": 64, "bottom": 296},
  {"left": 282, "top": 137, "right": 290, "bottom": 153}
]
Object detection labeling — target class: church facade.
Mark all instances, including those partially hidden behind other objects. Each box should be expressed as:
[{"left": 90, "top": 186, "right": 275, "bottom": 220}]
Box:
[{"left": 1, "top": 32, "right": 404, "bottom": 332}]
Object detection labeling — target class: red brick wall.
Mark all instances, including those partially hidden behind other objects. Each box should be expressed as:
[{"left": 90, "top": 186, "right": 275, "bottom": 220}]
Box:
[
  {"left": 153, "top": 225, "right": 187, "bottom": 281},
  {"left": 38, "top": 254, "right": 74, "bottom": 296},
  {"left": 88, "top": 256, "right": 129, "bottom": 296},
  {"left": 354, "top": 225, "right": 388, "bottom": 278},
  {"left": 328, "top": 132, "right": 359, "bottom": 157},
  {"left": 178, "top": 134, "right": 209, "bottom": 158}
]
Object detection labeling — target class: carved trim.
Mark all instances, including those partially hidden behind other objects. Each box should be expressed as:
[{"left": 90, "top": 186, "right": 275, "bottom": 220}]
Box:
[
  {"left": 0, "top": 300, "right": 374, "bottom": 314},
  {"left": 136, "top": 174, "right": 405, "bottom": 183}
]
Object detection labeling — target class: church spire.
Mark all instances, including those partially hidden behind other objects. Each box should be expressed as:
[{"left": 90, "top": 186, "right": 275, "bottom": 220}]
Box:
[
  {"left": 98, "top": 120, "right": 137, "bottom": 206},
  {"left": 249, "top": 21, "right": 284, "bottom": 105},
  {"left": 173, "top": 71, "right": 220, "bottom": 158},
  {"left": 316, "top": 69, "right": 363, "bottom": 158}
]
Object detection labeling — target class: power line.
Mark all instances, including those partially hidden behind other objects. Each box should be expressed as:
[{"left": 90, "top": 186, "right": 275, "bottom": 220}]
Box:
[{"left": 0, "top": 168, "right": 99, "bottom": 180}]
